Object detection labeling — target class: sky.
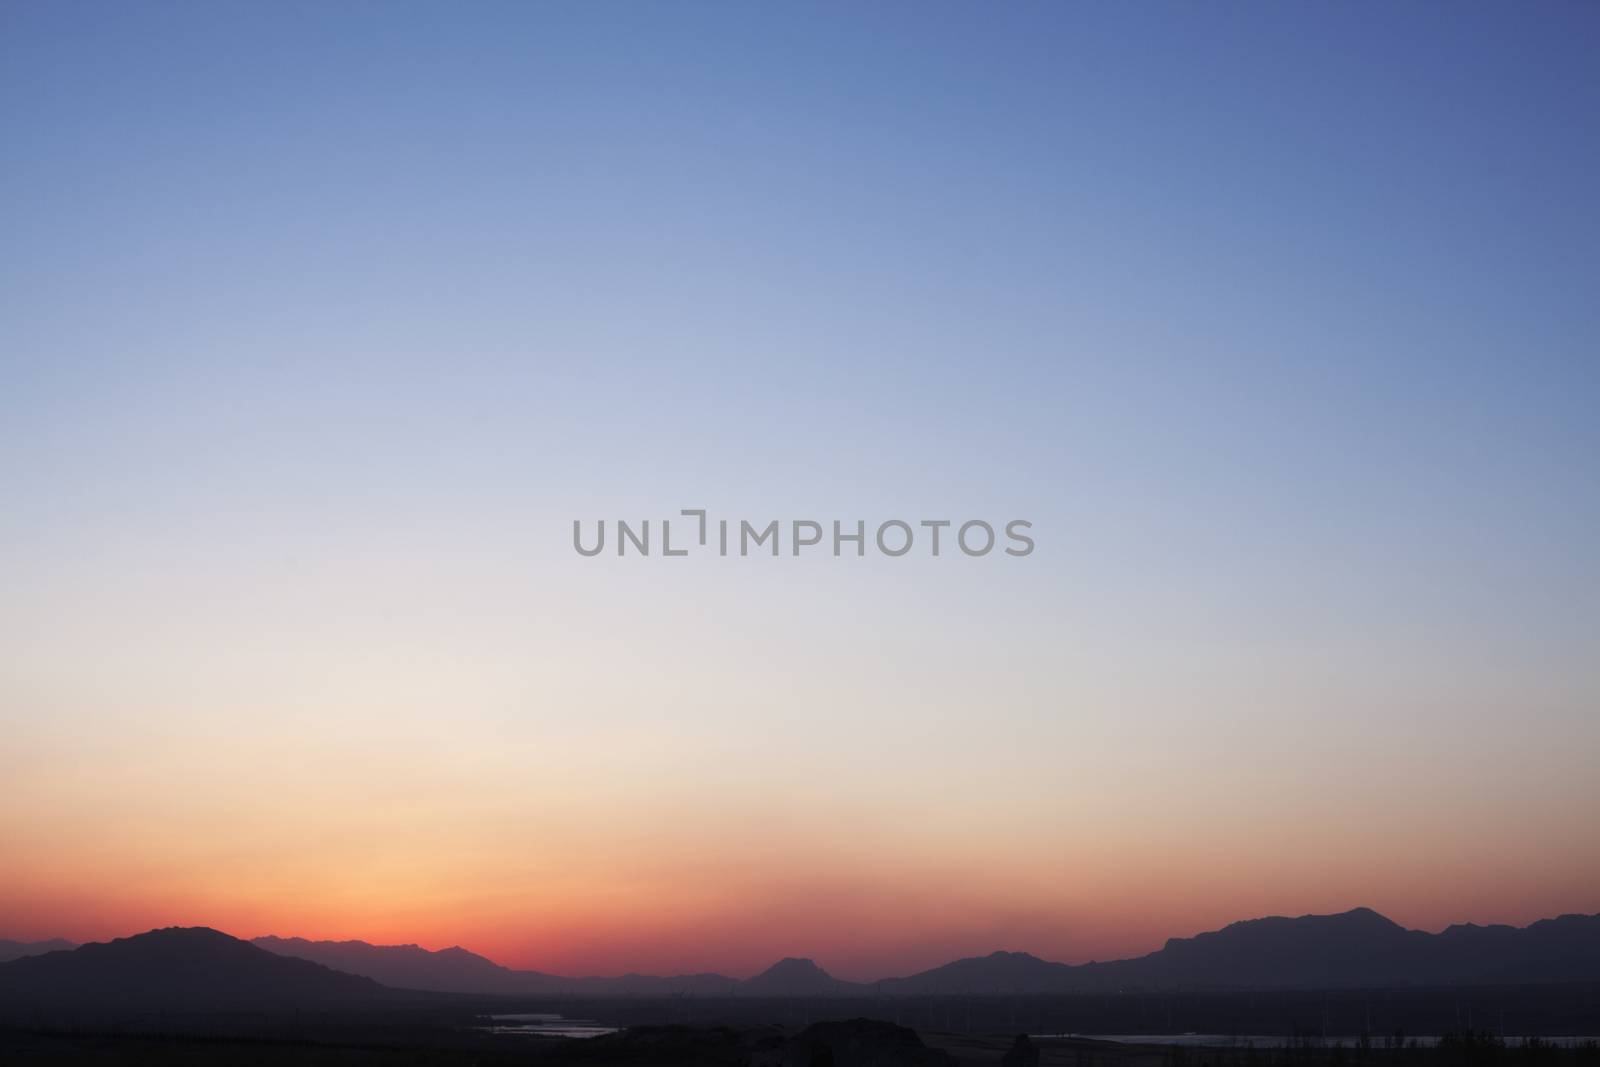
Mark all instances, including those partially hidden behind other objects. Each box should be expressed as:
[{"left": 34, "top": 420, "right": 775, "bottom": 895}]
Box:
[{"left": 1, "top": 2, "right": 1597, "bottom": 981}]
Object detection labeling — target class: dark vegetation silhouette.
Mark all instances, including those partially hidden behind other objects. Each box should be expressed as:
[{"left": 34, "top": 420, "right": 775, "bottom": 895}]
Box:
[
  {"left": 1158, "top": 1032, "right": 1600, "bottom": 1067},
  {"left": 1003, "top": 1033, "right": 1042, "bottom": 1067},
  {"left": 2, "top": 1026, "right": 1597, "bottom": 1067},
  {"left": 781, "top": 1018, "right": 954, "bottom": 1065}
]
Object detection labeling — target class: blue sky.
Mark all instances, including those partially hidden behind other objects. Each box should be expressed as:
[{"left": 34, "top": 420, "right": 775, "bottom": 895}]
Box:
[{"left": 1, "top": 2, "right": 1597, "bottom": 970}]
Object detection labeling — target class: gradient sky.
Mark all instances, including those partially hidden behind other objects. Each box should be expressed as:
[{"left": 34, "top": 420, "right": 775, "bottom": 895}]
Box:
[{"left": 2, "top": 2, "right": 1597, "bottom": 981}]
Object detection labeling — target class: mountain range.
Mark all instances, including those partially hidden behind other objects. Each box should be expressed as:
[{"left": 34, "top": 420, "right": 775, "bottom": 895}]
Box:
[
  {"left": 5, "top": 908, "right": 1598, "bottom": 1006},
  {"left": 875, "top": 909, "right": 1600, "bottom": 993},
  {"left": 0, "top": 937, "right": 76, "bottom": 963},
  {"left": 250, "top": 934, "right": 746, "bottom": 996},
  {"left": 0, "top": 927, "right": 385, "bottom": 1008},
  {"left": 248, "top": 907, "right": 1600, "bottom": 995}
]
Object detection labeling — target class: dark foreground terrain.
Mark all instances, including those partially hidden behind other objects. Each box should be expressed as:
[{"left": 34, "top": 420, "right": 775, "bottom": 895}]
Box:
[
  {"left": 4, "top": 985, "right": 1600, "bottom": 1065},
  {"left": 4, "top": 1023, "right": 1600, "bottom": 1067}
]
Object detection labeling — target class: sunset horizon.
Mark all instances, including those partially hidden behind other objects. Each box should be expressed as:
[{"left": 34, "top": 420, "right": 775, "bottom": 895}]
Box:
[
  {"left": 3, "top": 3, "right": 1596, "bottom": 1062},
  {"left": 11, "top": 904, "right": 1600, "bottom": 984}
]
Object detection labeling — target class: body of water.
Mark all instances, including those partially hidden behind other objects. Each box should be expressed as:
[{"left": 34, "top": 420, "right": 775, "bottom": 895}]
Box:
[{"left": 475, "top": 1013, "right": 617, "bottom": 1039}]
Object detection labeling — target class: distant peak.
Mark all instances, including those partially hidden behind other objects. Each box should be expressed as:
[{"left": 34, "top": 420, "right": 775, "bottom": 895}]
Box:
[
  {"left": 747, "top": 956, "right": 840, "bottom": 986},
  {"left": 1334, "top": 907, "right": 1402, "bottom": 927},
  {"left": 764, "top": 956, "right": 826, "bottom": 972},
  {"left": 1215, "top": 907, "right": 1402, "bottom": 930},
  {"left": 140, "top": 926, "right": 236, "bottom": 941}
]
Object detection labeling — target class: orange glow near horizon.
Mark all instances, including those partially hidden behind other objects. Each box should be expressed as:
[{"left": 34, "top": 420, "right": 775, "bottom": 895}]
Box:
[
  {"left": 4, "top": 601, "right": 1598, "bottom": 981},
  {"left": 7, "top": 888, "right": 1599, "bottom": 982},
  {"left": 5, "top": 748, "right": 1597, "bottom": 981}
]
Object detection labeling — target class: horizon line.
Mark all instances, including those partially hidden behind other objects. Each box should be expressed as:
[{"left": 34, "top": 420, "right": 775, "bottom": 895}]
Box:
[{"left": 11, "top": 904, "right": 1599, "bottom": 986}]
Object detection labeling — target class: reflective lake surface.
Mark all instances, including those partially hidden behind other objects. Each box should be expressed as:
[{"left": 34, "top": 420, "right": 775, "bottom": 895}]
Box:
[{"left": 474, "top": 1013, "right": 618, "bottom": 1038}]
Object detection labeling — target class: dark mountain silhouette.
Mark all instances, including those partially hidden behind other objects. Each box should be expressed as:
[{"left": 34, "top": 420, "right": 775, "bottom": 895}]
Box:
[
  {"left": 260, "top": 908, "right": 1600, "bottom": 996},
  {"left": 1077, "top": 905, "right": 1427, "bottom": 989},
  {"left": 0, "top": 937, "right": 75, "bottom": 963},
  {"left": 254, "top": 935, "right": 741, "bottom": 996},
  {"left": 1427, "top": 913, "right": 1600, "bottom": 984},
  {"left": 252, "top": 935, "right": 538, "bottom": 994},
  {"left": 742, "top": 956, "right": 866, "bottom": 997},
  {"left": 874, "top": 949, "right": 1076, "bottom": 995},
  {"left": 0, "top": 927, "right": 388, "bottom": 1009},
  {"left": 17, "top": 908, "right": 1597, "bottom": 1007},
  {"left": 877, "top": 908, "right": 1600, "bottom": 993},
  {"left": 252, "top": 939, "right": 853, "bottom": 997}
]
